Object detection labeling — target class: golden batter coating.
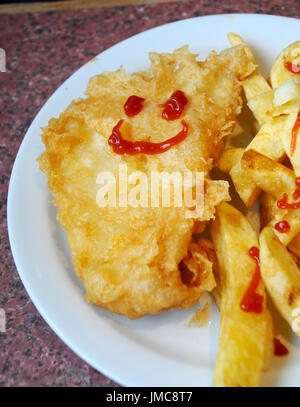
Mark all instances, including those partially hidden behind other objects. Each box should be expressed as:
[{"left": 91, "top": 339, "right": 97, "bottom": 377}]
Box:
[{"left": 38, "top": 45, "right": 255, "bottom": 318}]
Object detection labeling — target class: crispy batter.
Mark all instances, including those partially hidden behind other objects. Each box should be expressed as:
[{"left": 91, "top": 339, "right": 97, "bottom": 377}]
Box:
[{"left": 38, "top": 45, "right": 255, "bottom": 318}]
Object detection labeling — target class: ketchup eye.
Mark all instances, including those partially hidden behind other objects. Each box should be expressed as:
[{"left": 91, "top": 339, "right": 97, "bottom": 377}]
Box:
[
  {"left": 124, "top": 95, "right": 145, "bottom": 117},
  {"left": 161, "top": 90, "right": 188, "bottom": 121}
]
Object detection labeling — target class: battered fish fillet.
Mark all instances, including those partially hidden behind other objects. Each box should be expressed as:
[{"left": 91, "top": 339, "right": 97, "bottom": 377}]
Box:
[{"left": 38, "top": 45, "right": 255, "bottom": 318}]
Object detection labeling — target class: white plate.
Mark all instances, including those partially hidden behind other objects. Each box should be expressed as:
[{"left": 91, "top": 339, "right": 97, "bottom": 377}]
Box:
[{"left": 8, "top": 14, "right": 300, "bottom": 387}]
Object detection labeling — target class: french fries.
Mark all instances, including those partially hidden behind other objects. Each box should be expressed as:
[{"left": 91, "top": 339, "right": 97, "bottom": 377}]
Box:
[
  {"left": 247, "top": 81, "right": 300, "bottom": 125},
  {"left": 217, "top": 147, "right": 244, "bottom": 173},
  {"left": 246, "top": 120, "right": 286, "bottom": 161},
  {"left": 247, "top": 90, "right": 275, "bottom": 124},
  {"left": 212, "top": 203, "right": 272, "bottom": 387},
  {"left": 277, "top": 110, "right": 300, "bottom": 177},
  {"left": 228, "top": 120, "right": 287, "bottom": 208},
  {"left": 260, "top": 227, "right": 300, "bottom": 337},
  {"left": 229, "top": 162, "right": 259, "bottom": 208},
  {"left": 210, "top": 35, "right": 299, "bottom": 387},
  {"left": 241, "top": 150, "right": 296, "bottom": 199},
  {"left": 239, "top": 149, "right": 300, "bottom": 245},
  {"left": 243, "top": 73, "right": 271, "bottom": 101},
  {"left": 227, "top": 33, "right": 255, "bottom": 62},
  {"left": 225, "top": 35, "right": 300, "bottom": 213},
  {"left": 227, "top": 32, "right": 270, "bottom": 101}
]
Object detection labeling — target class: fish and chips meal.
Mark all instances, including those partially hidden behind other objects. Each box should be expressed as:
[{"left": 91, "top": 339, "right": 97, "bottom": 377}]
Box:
[{"left": 38, "top": 33, "right": 300, "bottom": 386}]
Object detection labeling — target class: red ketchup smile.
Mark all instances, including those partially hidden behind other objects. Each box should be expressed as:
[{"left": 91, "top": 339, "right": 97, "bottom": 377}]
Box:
[
  {"left": 284, "top": 61, "right": 300, "bottom": 74},
  {"left": 108, "top": 120, "right": 188, "bottom": 155},
  {"left": 124, "top": 95, "right": 145, "bottom": 117},
  {"left": 161, "top": 90, "right": 188, "bottom": 121},
  {"left": 275, "top": 221, "right": 291, "bottom": 233},
  {"left": 240, "top": 247, "right": 264, "bottom": 314}
]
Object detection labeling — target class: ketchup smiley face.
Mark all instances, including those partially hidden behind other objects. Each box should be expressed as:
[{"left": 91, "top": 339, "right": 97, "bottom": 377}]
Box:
[{"left": 109, "top": 91, "right": 189, "bottom": 155}]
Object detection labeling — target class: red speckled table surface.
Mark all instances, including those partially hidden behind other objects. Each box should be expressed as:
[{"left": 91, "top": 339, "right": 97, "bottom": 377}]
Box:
[{"left": 0, "top": 0, "right": 299, "bottom": 387}]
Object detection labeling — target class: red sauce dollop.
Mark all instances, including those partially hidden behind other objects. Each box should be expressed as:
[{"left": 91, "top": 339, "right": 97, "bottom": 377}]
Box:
[
  {"left": 108, "top": 120, "right": 188, "bottom": 155},
  {"left": 277, "top": 177, "right": 300, "bottom": 210},
  {"left": 240, "top": 247, "right": 264, "bottom": 314},
  {"left": 275, "top": 221, "right": 291, "bottom": 233},
  {"left": 124, "top": 95, "right": 145, "bottom": 117},
  {"left": 291, "top": 111, "right": 300, "bottom": 156},
  {"left": 284, "top": 61, "right": 300, "bottom": 74},
  {"left": 161, "top": 90, "right": 188, "bottom": 121},
  {"left": 274, "top": 338, "right": 289, "bottom": 357},
  {"left": 277, "top": 194, "right": 300, "bottom": 210}
]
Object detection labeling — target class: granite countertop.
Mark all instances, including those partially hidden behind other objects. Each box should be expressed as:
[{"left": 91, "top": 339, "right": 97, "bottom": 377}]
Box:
[{"left": 0, "top": 0, "right": 299, "bottom": 387}]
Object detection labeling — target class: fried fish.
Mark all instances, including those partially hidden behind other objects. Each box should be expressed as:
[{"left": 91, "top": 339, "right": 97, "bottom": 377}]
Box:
[{"left": 38, "top": 44, "right": 255, "bottom": 318}]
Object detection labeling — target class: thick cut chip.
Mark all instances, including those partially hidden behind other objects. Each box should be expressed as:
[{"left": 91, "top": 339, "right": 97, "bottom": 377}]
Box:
[
  {"left": 241, "top": 150, "right": 296, "bottom": 199},
  {"left": 38, "top": 45, "right": 255, "bottom": 318},
  {"left": 269, "top": 213, "right": 300, "bottom": 247},
  {"left": 241, "top": 150, "right": 300, "bottom": 245},
  {"left": 227, "top": 33, "right": 271, "bottom": 104},
  {"left": 243, "top": 73, "right": 271, "bottom": 101},
  {"left": 227, "top": 33, "right": 255, "bottom": 62},
  {"left": 247, "top": 119, "right": 286, "bottom": 161},
  {"left": 277, "top": 110, "right": 300, "bottom": 177},
  {"left": 260, "top": 227, "right": 300, "bottom": 337},
  {"left": 230, "top": 162, "right": 260, "bottom": 209},
  {"left": 217, "top": 147, "right": 244, "bottom": 173},
  {"left": 247, "top": 91, "right": 275, "bottom": 124},
  {"left": 211, "top": 202, "right": 271, "bottom": 387},
  {"left": 247, "top": 83, "right": 300, "bottom": 125},
  {"left": 229, "top": 122, "right": 286, "bottom": 208}
]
